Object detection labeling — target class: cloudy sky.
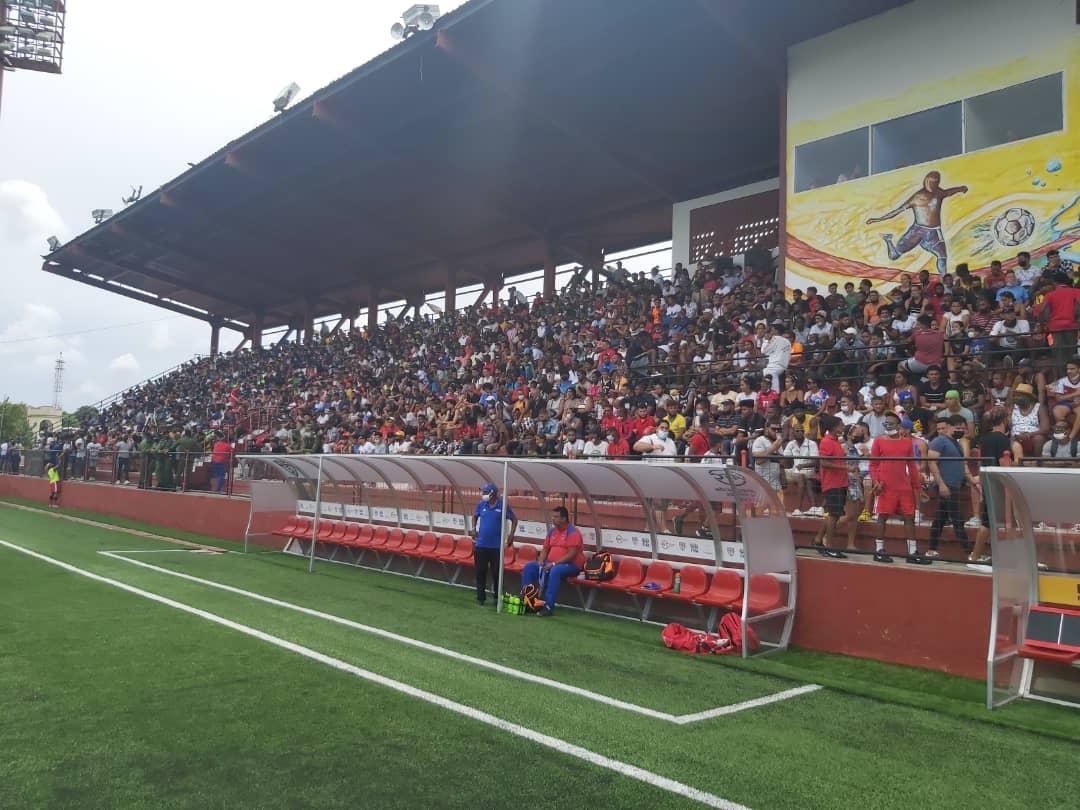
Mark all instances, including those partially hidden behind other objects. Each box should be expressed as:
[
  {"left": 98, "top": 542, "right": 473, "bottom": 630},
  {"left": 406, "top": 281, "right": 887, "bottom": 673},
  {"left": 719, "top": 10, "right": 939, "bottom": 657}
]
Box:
[{"left": 0, "top": 0, "right": 472, "bottom": 409}]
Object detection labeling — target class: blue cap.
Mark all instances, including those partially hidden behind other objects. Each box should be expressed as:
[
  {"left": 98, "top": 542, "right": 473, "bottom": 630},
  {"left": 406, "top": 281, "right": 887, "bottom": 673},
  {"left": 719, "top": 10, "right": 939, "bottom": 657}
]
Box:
[
  {"left": 481, "top": 483, "right": 498, "bottom": 495},
  {"left": 900, "top": 417, "right": 914, "bottom": 430}
]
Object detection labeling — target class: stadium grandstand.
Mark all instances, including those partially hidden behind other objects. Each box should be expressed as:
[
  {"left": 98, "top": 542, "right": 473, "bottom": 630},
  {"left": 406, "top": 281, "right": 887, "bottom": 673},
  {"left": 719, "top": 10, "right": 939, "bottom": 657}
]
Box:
[{"left": 4, "top": 1, "right": 1080, "bottom": 807}]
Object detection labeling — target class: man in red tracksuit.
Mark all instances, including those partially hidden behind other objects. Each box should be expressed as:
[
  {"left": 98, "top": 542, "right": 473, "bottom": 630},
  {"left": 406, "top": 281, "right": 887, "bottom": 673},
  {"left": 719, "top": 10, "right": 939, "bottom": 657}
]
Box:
[{"left": 869, "top": 412, "right": 931, "bottom": 565}]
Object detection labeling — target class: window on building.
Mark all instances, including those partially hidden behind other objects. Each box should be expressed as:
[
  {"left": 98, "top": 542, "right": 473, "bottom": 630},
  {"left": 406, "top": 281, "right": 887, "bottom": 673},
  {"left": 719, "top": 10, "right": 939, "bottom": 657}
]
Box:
[
  {"left": 871, "top": 102, "right": 962, "bottom": 174},
  {"left": 793, "top": 128, "right": 868, "bottom": 193},
  {"left": 964, "top": 73, "right": 1063, "bottom": 152}
]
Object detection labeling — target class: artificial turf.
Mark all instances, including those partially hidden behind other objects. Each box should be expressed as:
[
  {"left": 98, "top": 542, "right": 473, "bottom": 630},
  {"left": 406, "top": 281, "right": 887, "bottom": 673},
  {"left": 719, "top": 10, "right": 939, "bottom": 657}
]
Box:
[{"left": 2, "top": 501, "right": 1080, "bottom": 808}]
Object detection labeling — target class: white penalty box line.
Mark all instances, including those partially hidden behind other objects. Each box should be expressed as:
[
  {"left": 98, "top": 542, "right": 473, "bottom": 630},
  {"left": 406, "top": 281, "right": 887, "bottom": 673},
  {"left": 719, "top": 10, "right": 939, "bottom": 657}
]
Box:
[
  {"left": 98, "top": 548, "right": 821, "bottom": 724},
  {"left": 0, "top": 538, "right": 747, "bottom": 810}
]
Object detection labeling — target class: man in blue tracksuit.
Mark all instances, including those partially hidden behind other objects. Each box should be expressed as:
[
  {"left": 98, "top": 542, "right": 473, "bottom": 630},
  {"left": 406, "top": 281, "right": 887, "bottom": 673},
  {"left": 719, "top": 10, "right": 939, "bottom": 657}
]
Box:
[
  {"left": 472, "top": 483, "right": 517, "bottom": 607},
  {"left": 520, "top": 506, "right": 585, "bottom": 617}
]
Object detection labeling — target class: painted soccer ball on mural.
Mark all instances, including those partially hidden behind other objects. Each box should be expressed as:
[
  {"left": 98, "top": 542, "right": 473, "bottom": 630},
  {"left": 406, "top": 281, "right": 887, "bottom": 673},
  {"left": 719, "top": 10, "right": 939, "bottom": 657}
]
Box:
[{"left": 993, "top": 207, "right": 1036, "bottom": 247}]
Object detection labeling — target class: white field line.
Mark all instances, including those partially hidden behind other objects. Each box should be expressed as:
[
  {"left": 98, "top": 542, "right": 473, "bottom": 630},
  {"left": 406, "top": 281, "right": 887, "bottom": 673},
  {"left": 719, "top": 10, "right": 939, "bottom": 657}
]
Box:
[
  {"left": 2, "top": 538, "right": 748, "bottom": 810},
  {"left": 100, "top": 549, "right": 822, "bottom": 724}
]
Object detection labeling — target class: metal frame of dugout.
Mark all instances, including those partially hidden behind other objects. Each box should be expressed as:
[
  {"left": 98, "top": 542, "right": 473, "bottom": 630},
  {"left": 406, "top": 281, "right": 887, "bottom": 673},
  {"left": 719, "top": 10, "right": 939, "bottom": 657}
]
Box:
[
  {"left": 984, "top": 468, "right": 1080, "bottom": 710},
  {"left": 239, "top": 455, "right": 798, "bottom": 658}
]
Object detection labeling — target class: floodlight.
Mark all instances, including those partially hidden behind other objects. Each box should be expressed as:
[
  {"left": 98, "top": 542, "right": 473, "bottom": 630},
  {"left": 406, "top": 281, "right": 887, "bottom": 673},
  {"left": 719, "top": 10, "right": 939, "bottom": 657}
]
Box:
[
  {"left": 47, "top": 235, "right": 61, "bottom": 251},
  {"left": 390, "top": 21, "right": 406, "bottom": 40},
  {"left": 272, "top": 81, "right": 299, "bottom": 113},
  {"left": 417, "top": 12, "right": 435, "bottom": 30},
  {"left": 91, "top": 209, "right": 114, "bottom": 224}
]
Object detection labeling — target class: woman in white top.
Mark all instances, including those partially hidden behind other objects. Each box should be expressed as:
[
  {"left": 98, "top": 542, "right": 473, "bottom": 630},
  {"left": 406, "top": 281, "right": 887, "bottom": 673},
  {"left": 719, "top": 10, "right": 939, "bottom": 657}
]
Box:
[{"left": 1009, "top": 384, "right": 1049, "bottom": 455}]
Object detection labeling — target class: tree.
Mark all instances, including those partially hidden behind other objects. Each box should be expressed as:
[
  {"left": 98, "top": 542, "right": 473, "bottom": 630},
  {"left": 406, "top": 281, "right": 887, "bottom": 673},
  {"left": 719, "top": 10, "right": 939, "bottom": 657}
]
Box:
[
  {"left": 74, "top": 405, "right": 100, "bottom": 425},
  {"left": 0, "top": 400, "right": 32, "bottom": 445}
]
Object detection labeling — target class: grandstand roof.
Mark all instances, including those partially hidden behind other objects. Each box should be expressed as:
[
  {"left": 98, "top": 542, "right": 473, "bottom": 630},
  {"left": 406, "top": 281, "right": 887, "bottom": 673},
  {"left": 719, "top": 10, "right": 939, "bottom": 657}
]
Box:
[{"left": 42, "top": 0, "right": 903, "bottom": 331}]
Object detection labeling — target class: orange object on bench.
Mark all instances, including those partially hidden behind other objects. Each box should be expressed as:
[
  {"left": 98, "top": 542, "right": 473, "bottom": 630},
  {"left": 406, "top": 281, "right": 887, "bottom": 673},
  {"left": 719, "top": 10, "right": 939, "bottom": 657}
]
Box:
[{"left": 598, "top": 557, "right": 645, "bottom": 591}]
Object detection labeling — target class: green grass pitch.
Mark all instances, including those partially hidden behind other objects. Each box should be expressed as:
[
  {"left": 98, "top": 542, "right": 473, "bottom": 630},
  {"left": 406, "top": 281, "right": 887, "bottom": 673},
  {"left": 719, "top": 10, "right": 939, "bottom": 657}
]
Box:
[{"left": 2, "top": 500, "right": 1079, "bottom": 809}]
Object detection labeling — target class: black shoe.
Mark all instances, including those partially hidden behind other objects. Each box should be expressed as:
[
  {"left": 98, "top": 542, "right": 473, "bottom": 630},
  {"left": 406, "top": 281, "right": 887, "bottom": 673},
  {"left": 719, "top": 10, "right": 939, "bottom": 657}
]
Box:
[
  {"left": 476, "top": 599, "right": 486, "bottom": 607},
  {"left": 695, "top": 527, "right": 712, "bottom": 539},
  {"left": 906, "top": 553, "right": 932, "bottom": 565},
  {"left": 873, "top": 550, "right": 893, "bottom": 563},
  {"left": 812, "top": 543, "right": 826, "bottom": 556},
  {"left": 823, "top": 549, "right": 847, "bottom": 559},
  {"left": 536, "top": 607, "right": 553, "bottom": 617}
]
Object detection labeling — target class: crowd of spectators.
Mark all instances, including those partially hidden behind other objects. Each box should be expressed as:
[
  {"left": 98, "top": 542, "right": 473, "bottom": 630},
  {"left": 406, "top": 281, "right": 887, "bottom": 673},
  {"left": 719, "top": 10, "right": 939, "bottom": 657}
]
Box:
[{"left": 15, "top": 240, "right": 1080, "bottom": 558}]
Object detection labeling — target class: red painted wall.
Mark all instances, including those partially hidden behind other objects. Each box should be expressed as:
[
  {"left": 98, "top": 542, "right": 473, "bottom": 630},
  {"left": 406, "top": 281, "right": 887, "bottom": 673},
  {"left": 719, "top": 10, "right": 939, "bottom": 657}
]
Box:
[
  {"left": 0, "top": 475, "right": 250, "bottom": 541},
  {"left": 0, "top": 474, "right": 990, "bottom": 679}
]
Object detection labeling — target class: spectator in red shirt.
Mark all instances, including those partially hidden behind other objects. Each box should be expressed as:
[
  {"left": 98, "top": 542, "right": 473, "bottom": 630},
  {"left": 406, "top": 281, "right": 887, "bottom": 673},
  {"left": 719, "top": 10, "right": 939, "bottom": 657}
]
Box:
[
  {"left": 869, "top": 413, "right": 929, "bottom": 565},
  {"left": 605, "top": 428, "right": 629, "bottom": 459},
  {"left": 1036, "top": 273, "right": 1080, "bottom": 368},
  {"left": 210, "top": 434, "right": 232, "bottom": 493},
  {"left": 519, "top": 506, "right": 585, "bottom": 616},
  {"left": 899, "top": 315, "right": 944, "bottom": 375},
  {"left": 813, "top": 416, "right": 849, "bottom": 558}
]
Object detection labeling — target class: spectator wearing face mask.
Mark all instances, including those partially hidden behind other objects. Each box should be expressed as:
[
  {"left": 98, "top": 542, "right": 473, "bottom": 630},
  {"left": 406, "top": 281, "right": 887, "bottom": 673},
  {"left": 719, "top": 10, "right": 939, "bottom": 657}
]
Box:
[
  {"left": 1041, "top": 420, "right": 1079, "bottom": 462},
  {"left": 605, "top": 428, "right": 629, "bottom": 458},
  {"left": 1010, "top": 383, "right": 1049, "bottom": 456},
  {"left": 634, "top": 419, "right": 676, "bottom": 462}
]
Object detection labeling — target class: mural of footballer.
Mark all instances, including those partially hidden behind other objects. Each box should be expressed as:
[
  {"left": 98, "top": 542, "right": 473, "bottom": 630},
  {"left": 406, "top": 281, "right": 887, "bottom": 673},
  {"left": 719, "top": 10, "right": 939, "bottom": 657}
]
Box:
[{"left": 865, "top": 170, "right": 968, "bottom": 274}]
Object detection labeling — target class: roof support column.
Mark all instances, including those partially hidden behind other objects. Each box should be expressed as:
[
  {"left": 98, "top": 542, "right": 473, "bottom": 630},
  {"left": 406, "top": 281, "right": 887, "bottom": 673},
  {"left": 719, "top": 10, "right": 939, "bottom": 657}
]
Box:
[
  {"left": 542, "top": 243, "right": 556, "bottom": 301},
  {"left": 251, "top": 310, "right": 264, "bottom": 353},
  {"left": 367, "top": 285, "right": 379, "bottom": 333},
  {"left": 209, "top": 318, "right": 222, "bottom": 358},
  {"left": 443, "top": 265, "right": 457, "bottom": 314},
  {"left": 591, "top": 248, "right": 605, "bottom": 292},
  {"left": 301, "top": 299, "right": 315, "bottom": 345},
  {"left": 489, "top": 272, "right": 502, "bottom": 308}
]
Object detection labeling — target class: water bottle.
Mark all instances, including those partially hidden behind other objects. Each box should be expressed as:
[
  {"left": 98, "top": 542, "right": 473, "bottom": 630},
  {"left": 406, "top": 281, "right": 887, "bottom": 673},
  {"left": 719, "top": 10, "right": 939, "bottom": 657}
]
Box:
[{"left": 672, "top": 573, "right": 681, "bottom": 594}]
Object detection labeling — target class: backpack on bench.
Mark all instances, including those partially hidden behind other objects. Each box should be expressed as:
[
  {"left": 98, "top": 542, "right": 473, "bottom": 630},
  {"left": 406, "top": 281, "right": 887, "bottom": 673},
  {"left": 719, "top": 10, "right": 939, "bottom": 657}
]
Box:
[{"left": 583, "top": 551, "right": 616, "bottom": 581}]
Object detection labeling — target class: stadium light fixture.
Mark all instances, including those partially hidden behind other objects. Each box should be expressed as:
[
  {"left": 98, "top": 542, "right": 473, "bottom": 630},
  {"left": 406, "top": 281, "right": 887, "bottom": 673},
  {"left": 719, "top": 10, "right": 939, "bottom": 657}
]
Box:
[
  {"left": 91, "top": 209, "right": 114, "bottom": 224},
  {"left": 272, "top": 81, "right": 300, "bottom": 113},
  {"left": 390, "top": 4, "right": 440, "bottom": 40},
  {"left": 46, "top": 235, "right": 61, "bottom": 251},
  {"left": 0, "top": 0, "right": 67, "bottom": 116}
]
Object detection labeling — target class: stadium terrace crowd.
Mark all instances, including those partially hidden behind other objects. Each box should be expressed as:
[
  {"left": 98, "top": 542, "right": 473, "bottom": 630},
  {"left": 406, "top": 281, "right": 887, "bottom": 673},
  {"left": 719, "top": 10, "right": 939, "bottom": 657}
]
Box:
[{"left": 23, "top": 242, "right": 1080, "bottom": 559}]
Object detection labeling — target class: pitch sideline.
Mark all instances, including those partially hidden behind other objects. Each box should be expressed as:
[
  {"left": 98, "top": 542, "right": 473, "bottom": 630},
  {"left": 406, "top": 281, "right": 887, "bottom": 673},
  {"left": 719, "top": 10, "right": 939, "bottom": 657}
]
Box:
[
  {"left": 1, "top": 537, "right": 748, "bottom": 810},
  {"left": 100, "top": 548, "right": 822, "bottom": 724}
]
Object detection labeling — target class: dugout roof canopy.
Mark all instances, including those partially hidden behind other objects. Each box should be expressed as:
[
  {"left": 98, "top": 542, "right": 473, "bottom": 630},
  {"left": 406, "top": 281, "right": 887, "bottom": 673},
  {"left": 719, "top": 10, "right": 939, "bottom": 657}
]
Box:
[{"left": 43, "top": 0, "right": 903, "bottom": 331}]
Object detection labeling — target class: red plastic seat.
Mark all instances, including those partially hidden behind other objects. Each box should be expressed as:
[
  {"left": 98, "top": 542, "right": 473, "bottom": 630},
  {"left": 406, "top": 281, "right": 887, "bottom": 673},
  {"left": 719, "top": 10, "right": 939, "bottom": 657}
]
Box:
[
  {"left": 598, "top": 557, "right": 646, "bottom": 591},
  {"left": 288, "top": 517, "right": 313, "bottom": 538},
  {"left": 659, "top": 565, "right": 710, "bottom": 602},
  {"left": 340, "top": 523, "right": 362, "bottom": 547},
  {"left": 692, "top": 568, "right": 742, "bottom": 608},
  {"left": 448, "top": 537, "right": 475, "bottom": 565},
  {"left": 353, "top": 524, "right": 375, "bottom": 546},
  {"left": 273, "top": 515, "right": 299, "bottom": 537},
  {"left": 503, "top": 545, "right": 516, "bottom": 567},
  {"left": 368, "top": 525, "right": 390, "bottom": 550},
  {"left": 627, "top": 562, "right": 674, "bottom": 597},
  {"left": 504, "top": 543, "right": 537, "bottom": 572},
  {"left": 427, "top": 534, "right": 456, "bottom": 559},
  {"left": 732, "top": 574, "right": 784, "bottom": 614},
  {"left": 408, "top": 532, "right": 439, "bottom": 558},
  {"left": 398, "top": 530, "right": 421, "bottom": 555},
  {"left": 328, "top": 522, "right": 348, "bottom": 544},
  {"left": 316, "top": 520, "right": 338, "bottom": 541},
  {"left": 1018, "top": 643, "right": 1080, "bottom": 665},
  {"left": 384, "top": 528, "right": 405, "bottom": 552}
]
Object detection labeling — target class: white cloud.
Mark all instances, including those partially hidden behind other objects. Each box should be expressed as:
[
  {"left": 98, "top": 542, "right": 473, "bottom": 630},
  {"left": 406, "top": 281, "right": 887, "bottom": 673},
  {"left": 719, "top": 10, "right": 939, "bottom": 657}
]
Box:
[
  {"left": 108, "top": 353, "right": 140, "bottom": 372},
  {"left": 0, "top": 180, "right": 66, "bottom": 244}
]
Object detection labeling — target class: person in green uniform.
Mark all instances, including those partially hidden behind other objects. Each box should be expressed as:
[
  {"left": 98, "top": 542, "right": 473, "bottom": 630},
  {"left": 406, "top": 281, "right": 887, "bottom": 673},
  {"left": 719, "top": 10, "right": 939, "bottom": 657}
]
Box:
[
  {"left": 174, "top": 429, "right": 202, "bottom": 489},
  {"left": 137, "top": 431, "right": 156, "bottom": 489},
  {"left": 156, "top": 430, "right": 177, "bottom": 491}
]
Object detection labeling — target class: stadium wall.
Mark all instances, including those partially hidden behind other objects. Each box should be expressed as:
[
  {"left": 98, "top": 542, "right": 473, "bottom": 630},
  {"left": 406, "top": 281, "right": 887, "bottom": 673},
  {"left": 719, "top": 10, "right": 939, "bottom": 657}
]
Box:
[
  {"left": 784, "top": 0, "right": 1080, "bottom": 293},
  {"left": 0, "top": 475, "right": 989, "bottom": 678}
]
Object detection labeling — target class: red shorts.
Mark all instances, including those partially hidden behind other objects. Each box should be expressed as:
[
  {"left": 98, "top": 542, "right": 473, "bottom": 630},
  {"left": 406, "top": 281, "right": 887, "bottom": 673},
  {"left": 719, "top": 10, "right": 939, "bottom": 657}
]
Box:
[
  {"left": 49, "top": 483, "right": 59, "bottom": 495},
  {"left": 875, "top": 488, "right": 915, "bottom": 517}
]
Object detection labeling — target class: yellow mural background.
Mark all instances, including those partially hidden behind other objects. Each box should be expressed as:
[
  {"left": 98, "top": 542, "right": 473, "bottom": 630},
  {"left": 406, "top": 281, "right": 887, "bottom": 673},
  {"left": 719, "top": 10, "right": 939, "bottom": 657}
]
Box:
[{"left": 785, "top": 41, "right": 1080, "bottom": 293}]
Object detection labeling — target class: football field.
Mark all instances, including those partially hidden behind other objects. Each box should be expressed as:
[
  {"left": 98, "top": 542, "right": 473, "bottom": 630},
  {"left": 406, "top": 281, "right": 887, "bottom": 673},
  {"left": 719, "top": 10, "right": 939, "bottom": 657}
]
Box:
[{"left": 2, "top": 500, "right": 1079, "bottom": 809}]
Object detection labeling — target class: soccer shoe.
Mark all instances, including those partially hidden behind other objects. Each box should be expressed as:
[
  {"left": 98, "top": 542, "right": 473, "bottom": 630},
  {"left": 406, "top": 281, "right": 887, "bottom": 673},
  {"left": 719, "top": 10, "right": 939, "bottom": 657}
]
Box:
[
  {"left": 823, "top": 549, "right": 847, "bottom": 559},
  {"left": 695, "top": 526, "right": 712, "bottom": 539},
  {"left": 858, "top": 509, "right": 873, "bottom": 522},
  {"left": 965, "top": 516, "right": 982, "bottom": 529},
  {"left": 536, "top": 607, "right": 553, "bottom": 617},
  {"left": 924, "top": 549, "right": 940, "bottom": 559},
  {"left": 872, "top": 550, "right": 893, "bottom": 563},
  {"left": 906, "top": 553, "right": 932, "bottom": 565}
]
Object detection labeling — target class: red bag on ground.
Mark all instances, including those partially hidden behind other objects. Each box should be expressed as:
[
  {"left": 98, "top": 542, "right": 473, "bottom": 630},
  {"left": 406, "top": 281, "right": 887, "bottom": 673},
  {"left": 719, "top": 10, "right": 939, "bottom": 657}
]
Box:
[
  {"left": 661, "top": 623, "right": 733, "bottom": 655},
  {"left": 716, "top": 612, "right": 760, "bottom": 653}
]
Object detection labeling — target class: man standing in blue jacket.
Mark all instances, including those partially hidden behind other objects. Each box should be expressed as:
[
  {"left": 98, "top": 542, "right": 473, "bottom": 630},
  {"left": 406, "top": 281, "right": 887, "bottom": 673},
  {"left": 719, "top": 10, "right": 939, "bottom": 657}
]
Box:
[{"left": 472, "top": 483, "right": 517, "bottom": 607}]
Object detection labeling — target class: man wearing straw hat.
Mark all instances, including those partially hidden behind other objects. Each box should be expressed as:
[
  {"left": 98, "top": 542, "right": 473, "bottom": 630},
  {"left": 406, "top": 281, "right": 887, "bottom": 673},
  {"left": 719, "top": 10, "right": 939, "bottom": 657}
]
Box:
[{"left": 472, "top": 483, "right": 518, "bottom": 608}]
